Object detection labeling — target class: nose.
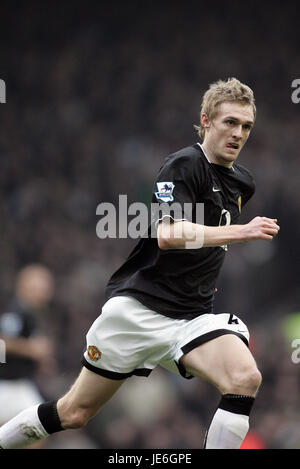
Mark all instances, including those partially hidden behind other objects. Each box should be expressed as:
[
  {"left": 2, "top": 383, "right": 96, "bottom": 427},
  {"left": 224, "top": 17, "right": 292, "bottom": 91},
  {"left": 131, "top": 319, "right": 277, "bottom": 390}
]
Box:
[{"left": 232, "top": 125, "right": 243, "bottom": 139}]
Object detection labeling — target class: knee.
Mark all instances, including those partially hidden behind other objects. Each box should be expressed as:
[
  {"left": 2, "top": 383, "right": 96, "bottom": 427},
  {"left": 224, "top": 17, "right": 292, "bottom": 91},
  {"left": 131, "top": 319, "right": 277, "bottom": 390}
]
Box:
[
  {"left": 226, "top": 366, "right": 262, "bottom": 396},
  {"left": 65, "top": 407, "right": 92, "bottom": 429},
  {"left": 57, "top": 399, "right": 94, "bottom": 430}
]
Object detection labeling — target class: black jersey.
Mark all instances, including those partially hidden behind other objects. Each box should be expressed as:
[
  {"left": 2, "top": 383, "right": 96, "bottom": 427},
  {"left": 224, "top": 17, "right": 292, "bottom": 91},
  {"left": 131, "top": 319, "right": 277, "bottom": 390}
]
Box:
[
  {"left": 0, "top": 298, "right": 38, "bottom": 380},
  {"left": 105, "top": 144, "right": 255, "bottom": 320}
]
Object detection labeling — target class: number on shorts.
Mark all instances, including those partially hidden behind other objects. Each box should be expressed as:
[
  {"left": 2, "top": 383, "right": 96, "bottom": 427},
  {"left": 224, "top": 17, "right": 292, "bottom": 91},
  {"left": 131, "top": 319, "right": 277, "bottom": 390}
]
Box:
[{"left": 228, "top": 313, "right": 239, "bottom": 325}]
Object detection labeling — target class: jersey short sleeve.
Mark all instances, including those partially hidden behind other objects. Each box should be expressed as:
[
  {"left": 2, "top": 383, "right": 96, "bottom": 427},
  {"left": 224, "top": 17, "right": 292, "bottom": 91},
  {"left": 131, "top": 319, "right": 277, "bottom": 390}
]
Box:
[{"left": 151, "top": 147, "right": 207, "bottom": 227}]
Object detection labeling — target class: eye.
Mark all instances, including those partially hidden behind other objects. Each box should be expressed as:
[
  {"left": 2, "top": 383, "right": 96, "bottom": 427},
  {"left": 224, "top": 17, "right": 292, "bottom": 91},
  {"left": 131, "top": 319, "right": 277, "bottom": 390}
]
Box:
[
  {"left": 226, "top": 120, "right": 235, "bottom": 125},
  {"left": 243, "top": 124, "right": 252, "bottom": 131}
]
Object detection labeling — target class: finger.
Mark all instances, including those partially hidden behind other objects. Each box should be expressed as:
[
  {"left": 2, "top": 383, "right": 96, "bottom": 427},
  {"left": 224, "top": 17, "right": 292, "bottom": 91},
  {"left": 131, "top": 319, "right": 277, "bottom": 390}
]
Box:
[
  {"left": 260, "top": 233, "right": 274, "bottom": 241},
  {"left": 262, "top": 217, "right": 278, "bottom": 224},
  {"left": 263, "top": 227, "right": 279, "bottom": 236},
  {"left": 262, "top": 221, "right": 280, "bottom": 230}
]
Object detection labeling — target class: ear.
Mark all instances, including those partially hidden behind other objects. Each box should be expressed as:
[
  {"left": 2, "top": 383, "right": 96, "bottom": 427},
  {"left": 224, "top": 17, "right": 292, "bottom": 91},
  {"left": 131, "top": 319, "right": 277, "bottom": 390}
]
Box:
[{"left": 201, "top": 113, "right": 211, "bottom": 129}]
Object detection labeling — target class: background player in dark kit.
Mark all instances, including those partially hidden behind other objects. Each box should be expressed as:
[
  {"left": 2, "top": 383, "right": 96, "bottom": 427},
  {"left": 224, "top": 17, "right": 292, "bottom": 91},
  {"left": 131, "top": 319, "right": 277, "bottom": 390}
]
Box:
[
  {"left": 0, "top": 264, "right": 56, "bottom": 448},
  {"left": 0, "top": 78, "right": 280, "bottom": 449}
]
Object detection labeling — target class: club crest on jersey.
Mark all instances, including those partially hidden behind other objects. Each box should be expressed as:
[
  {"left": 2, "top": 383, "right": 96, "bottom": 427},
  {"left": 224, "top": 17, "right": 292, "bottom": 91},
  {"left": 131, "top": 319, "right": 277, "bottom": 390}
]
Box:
[
  {"left": 155, "top": 182, "right": 175, "bottom": 202},
  {"left": 238, "top": 195, "right": 242, "bottom": 213},
  {"left": 87, "top": 345, "right": 101, "bottom": 361}
]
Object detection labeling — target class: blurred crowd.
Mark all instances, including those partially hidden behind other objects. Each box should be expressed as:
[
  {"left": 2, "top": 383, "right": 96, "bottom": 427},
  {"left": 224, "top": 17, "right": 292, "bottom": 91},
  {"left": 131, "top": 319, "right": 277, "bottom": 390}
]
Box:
[{"left": 0, "top": 1, "right": 299, "bottom": 449}]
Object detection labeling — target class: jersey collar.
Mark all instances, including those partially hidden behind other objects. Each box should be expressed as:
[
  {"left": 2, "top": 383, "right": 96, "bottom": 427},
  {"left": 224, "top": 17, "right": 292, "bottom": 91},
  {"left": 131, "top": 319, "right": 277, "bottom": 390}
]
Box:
[
  {"left": 197, "top": 143, "right": 211, "bottom": 163},
  {"left": 197, "top": 142, "right": 235, "bottom": 172}
]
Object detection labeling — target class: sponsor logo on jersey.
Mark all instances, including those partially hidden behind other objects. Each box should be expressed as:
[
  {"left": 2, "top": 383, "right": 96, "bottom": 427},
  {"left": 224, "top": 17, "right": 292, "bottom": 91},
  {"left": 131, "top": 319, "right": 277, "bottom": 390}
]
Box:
[
  {"left": 155, "top": 182, "right": 175, "bottom": 202},
  {"left": 87, "top": 345, "right": 102, "bottom": 361},
  {"left": 238, "top": 195, "right": 242, "bottom": 213}
]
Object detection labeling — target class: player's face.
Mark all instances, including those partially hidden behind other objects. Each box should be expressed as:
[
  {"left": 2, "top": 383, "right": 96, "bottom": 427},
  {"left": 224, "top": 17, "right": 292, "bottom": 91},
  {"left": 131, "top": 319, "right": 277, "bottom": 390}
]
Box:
[{"left": 201, "top": 102, "right": 255, "bottom": 167}]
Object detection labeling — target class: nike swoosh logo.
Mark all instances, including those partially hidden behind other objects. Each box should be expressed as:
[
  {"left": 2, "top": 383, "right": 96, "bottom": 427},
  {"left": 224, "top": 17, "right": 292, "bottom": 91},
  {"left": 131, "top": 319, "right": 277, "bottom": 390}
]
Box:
[
  {"left": 212, "top": 187, "right": 221, "bottom": 192},
  {"left": 238, "top": 329, "right": 248, "bottom": 333}
]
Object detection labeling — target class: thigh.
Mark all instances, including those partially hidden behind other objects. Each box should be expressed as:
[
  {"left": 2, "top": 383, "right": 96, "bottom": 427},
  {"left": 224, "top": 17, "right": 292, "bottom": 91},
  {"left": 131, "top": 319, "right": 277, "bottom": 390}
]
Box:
[
  {"left": 58, "top": 367, "right": 126, "bottom": 417},
  {"left": 180, "top": 334, "right": 259, "bottom": 394}
]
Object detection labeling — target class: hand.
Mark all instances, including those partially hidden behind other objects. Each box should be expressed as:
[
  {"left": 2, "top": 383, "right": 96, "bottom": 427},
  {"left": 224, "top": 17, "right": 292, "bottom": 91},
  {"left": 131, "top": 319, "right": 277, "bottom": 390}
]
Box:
[
  {"left": 27, "top": 337, "right": 57, "bottom": 375},
  {"left": 27, "top": 337, "right": 53, "bottom": 361},
  {"left": 243, "top": 216, "right": 280, "bottom": 241}
]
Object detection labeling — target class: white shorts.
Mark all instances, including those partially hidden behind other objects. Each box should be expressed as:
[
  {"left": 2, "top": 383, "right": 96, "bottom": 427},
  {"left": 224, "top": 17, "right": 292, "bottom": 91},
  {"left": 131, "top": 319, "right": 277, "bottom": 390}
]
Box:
[
  {"left": 82, "top": 296, "right": 250, "bottom": 380},
  {"left": 0, "top": 379, "right": 44, "bottom": 425}
]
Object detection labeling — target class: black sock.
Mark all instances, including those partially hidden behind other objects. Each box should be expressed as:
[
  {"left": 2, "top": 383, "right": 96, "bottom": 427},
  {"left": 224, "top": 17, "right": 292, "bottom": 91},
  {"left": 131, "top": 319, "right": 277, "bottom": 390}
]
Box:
[
  {"left": 37, "top": 400, "right": 64, "bottom": 434},
  {"left": 219, "top": 393, "right": 255, "bottom": 415},
  {"left": 203, "top": 394, "right": 255, "bottom": 448}
]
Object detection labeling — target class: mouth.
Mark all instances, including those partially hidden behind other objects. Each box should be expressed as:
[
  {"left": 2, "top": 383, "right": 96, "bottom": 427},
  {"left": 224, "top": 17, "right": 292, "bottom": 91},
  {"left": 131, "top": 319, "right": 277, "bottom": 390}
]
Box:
[{"left": 226, "top": 142, "right": 239, "bottom": 150}]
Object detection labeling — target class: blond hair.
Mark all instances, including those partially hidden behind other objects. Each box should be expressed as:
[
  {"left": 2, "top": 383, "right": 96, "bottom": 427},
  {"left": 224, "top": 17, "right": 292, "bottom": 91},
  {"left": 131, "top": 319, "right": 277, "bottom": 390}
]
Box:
[{"left": 194, "top": 78, "right": 256, "bottom": 140}]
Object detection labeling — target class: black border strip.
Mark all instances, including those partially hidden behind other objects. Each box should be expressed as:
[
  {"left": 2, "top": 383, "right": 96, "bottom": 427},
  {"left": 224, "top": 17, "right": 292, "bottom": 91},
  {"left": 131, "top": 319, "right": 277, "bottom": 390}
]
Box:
[
  {"left": 181, "top": 329, "right": 249, "bottom": 354},
  {"left": 177, "top": 330, "right": 249, "bottom": 379},
  {"left": 181, "top": 329, "right": 249, "bottom": 356},
  {"left": 175, "top": 360, "right": 194, "bottom": 379},
  {"left": 81, "top": 357, "right": 152, "bottom": 380}
]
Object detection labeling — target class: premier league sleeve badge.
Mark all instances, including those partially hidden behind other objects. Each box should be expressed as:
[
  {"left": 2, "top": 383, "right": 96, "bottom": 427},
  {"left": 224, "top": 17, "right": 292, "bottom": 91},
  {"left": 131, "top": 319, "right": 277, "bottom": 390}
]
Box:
[{"left": 155, "top": 182, "right": 175, "bottom": 202}]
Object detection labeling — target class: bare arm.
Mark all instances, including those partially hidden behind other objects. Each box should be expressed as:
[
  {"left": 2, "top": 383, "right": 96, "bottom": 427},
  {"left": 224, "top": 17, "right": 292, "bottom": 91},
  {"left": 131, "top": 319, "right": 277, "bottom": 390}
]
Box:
[
  {"left": 157, "top": 216, "right": 280, "bottom": 250},
  {"left": 0, "top": 335, "right": 53, "bottom": 361}
]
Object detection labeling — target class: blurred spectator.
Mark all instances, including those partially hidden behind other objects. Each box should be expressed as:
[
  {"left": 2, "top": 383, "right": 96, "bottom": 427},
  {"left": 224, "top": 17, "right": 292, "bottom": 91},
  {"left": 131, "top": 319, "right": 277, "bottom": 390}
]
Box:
[{"left": 0, "top": 264, "right": 56, "bottom": 447}]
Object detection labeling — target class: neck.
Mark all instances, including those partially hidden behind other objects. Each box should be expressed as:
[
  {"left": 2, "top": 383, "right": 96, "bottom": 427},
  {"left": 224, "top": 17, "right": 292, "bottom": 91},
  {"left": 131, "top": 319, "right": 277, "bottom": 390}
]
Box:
[{"left": 200, "top": 142, "right": 233, "bottom": 169}]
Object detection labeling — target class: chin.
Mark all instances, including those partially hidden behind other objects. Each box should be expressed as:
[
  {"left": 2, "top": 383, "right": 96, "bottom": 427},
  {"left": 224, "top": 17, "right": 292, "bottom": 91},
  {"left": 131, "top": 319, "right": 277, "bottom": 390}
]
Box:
[{"left": 214, "top": 156, "right": 234, "bottom": 168}]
